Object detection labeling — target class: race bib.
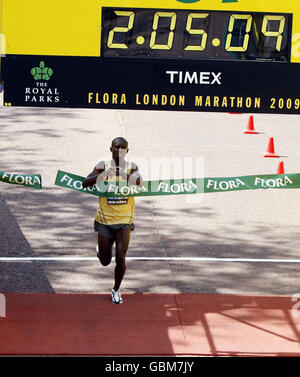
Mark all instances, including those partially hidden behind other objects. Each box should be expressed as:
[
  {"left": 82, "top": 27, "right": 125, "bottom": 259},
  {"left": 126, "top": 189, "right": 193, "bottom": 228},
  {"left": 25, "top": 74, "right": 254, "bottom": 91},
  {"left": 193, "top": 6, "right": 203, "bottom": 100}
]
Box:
[{"left": 107, "top": 197, "right": 128, "bottom": 205}]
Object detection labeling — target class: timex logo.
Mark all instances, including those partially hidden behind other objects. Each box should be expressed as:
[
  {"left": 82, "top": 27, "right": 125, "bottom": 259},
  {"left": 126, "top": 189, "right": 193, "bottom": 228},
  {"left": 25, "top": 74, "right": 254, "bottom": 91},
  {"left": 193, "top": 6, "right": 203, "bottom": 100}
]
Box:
[{"left": 166, "top": 71, "right": 222, "bottom": 85}]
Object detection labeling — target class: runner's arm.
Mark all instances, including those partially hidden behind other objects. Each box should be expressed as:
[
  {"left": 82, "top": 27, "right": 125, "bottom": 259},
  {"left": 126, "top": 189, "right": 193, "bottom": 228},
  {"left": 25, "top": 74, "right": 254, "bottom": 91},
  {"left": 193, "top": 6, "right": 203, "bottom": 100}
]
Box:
[{"left": 82, "top": 160, "right": 106, "bottom": 188}]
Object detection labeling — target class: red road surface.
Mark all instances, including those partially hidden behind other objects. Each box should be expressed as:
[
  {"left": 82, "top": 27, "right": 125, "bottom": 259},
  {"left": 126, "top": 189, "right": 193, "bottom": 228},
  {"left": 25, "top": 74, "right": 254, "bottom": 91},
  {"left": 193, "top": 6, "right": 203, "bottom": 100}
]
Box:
[{"left": 1, "top": 293, "right": 300, "bottom": 356}]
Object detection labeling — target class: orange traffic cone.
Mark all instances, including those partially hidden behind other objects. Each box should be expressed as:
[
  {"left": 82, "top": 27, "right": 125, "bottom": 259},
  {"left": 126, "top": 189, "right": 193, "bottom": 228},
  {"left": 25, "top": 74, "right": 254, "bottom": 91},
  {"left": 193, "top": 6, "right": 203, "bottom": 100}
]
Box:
[
  {"left": 264, "top": 137, "right": 279, "bottom": 158},
  {"left": 244, "top": 115, "right": 258, "bottom": 134},
  {"left": 277, "top": 161, "right": 285, "bottom": 174}
]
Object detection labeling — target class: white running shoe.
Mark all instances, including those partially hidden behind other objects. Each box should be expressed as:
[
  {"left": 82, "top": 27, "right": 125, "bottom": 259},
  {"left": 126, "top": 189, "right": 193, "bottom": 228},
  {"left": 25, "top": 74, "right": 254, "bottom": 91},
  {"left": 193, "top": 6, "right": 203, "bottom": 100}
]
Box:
[{"left": 111, "top": 289, "right": 123, "bottom": 304}]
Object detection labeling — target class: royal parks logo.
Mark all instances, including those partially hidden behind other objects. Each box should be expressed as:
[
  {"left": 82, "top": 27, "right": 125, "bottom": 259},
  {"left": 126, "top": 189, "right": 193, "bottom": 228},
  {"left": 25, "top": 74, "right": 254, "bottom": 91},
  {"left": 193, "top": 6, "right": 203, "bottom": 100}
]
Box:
[
  {"left": 25, "top": 60, "right": 60, "bottom": 104},
  {"left": 31, "top": 61, "right": 53, "bottom": 81}
]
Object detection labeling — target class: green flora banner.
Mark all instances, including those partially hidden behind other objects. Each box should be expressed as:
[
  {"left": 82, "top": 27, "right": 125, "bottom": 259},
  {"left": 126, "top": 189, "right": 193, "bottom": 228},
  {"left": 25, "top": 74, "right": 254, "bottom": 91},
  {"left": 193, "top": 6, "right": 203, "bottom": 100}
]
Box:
[
  {"left": 55, "top": 170, "right": 300, "bottom": 196},
  {"left": 0, "top": 170, "right": 42, "bottom": 189},
  {"left": 55, "top": 170, "right": 204, "bottom": 197}
]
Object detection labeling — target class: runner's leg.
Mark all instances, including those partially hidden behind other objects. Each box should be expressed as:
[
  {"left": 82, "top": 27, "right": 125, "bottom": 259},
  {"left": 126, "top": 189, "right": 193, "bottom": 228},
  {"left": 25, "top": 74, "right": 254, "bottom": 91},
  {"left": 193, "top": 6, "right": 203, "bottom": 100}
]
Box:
[
  {"left": 113, "top": 228, "right": 131, "bottom": 291},
  {"left": 97, "top": 233, "right": 114, "bottom": 266}
]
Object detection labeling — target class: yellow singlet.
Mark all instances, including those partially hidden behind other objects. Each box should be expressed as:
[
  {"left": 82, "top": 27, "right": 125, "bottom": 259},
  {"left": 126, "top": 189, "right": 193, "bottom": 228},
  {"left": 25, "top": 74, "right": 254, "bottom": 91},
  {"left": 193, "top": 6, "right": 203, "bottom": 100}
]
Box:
[{"left": 95, "top": 160, "right": 135, "bottom": 225}]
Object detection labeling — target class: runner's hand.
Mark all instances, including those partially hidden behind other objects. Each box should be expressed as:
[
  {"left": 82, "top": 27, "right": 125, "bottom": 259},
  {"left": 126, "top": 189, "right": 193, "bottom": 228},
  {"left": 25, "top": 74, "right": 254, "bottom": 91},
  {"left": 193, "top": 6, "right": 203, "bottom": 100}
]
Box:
[{"left": 105, "top": 167, "right": 117, "bottom": 178}]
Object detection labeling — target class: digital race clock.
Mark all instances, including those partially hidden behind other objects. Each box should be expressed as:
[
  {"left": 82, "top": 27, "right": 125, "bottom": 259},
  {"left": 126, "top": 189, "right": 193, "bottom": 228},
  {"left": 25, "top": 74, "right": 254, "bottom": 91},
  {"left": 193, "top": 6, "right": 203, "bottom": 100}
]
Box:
[
  {"left": 101, "top": 8, "right": 292, "bottom": 62},
  {"left": 1, "top": 0, "right": 300, "bottom": 114}
]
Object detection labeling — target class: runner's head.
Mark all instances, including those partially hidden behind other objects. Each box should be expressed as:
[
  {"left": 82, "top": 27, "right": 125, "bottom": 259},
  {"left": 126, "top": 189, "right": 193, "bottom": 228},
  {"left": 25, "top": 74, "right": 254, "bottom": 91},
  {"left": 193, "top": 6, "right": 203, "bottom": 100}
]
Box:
[{"left": 110, "top": 137, "right": 129, "bottom": 162}]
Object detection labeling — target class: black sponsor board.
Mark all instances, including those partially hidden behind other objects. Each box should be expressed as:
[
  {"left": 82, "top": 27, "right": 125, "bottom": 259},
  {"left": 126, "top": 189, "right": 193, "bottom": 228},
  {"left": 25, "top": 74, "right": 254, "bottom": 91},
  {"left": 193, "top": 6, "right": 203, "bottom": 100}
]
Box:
[{"left": 2, "top": 54, "right": 300, "bottom": 114}]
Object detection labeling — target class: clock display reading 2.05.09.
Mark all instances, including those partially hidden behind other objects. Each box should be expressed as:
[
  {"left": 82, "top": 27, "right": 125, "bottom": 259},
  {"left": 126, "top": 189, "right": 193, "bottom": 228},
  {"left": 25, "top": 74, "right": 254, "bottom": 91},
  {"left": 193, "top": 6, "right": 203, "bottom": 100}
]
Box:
[{"left": 101, "top": 8, "right": 292, "bottom": 61}]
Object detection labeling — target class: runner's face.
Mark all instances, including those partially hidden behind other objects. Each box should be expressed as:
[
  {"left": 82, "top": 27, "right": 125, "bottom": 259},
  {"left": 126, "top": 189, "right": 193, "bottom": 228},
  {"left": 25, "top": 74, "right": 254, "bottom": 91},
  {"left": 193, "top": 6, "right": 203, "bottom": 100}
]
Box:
[{"left": 111, "top": 140, "right": 128, "bottom": 162}]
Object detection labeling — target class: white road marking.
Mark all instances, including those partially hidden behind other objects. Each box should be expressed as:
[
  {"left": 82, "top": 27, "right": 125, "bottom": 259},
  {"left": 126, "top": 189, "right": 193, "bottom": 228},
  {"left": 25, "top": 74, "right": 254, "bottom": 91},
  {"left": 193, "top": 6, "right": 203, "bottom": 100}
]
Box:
[{"left": 0, "top": 256, "right": 300, "bottom": 263}]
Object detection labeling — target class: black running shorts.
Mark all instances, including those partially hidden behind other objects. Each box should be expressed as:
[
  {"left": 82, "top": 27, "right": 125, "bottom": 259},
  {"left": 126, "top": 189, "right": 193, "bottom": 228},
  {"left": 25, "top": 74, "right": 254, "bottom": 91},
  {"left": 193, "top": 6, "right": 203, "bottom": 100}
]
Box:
[{"left": 94, "top": 220, "right": 134, "bottom": 238}]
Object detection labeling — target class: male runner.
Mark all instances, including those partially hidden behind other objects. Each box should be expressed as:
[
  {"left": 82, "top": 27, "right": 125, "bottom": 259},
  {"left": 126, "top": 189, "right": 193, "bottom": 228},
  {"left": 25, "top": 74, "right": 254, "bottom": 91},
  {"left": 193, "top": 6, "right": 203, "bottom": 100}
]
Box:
[{"left": 82, "top": 137, "right": 143, "bottom": 304}]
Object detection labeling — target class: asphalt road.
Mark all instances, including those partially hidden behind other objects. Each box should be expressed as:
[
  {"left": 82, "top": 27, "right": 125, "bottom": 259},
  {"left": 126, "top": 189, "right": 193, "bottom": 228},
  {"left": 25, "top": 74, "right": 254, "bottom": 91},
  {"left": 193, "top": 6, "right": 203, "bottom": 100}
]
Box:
[{"left": 0, "top": 94, "right": 300, "bottom": 295}]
